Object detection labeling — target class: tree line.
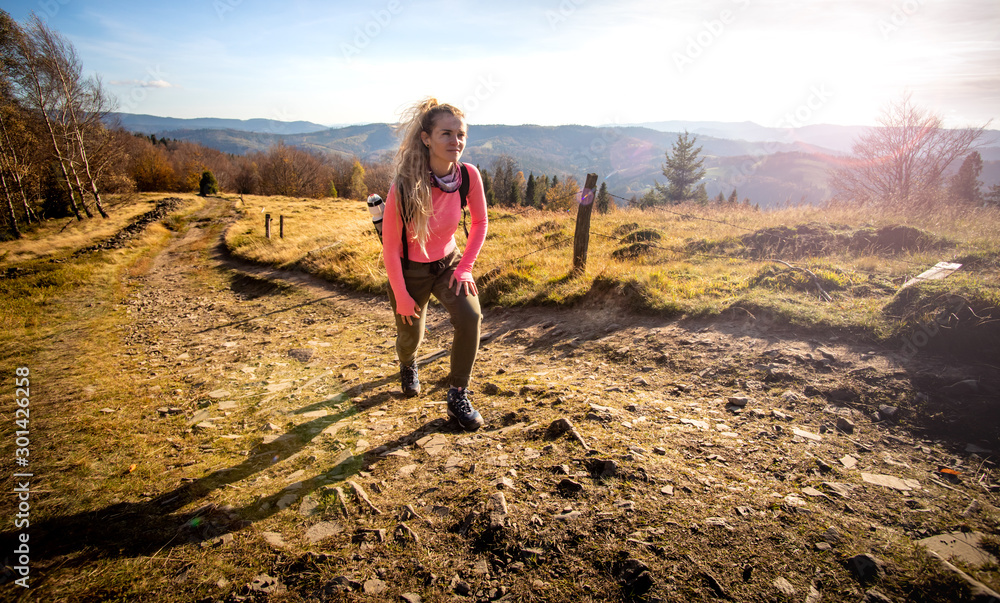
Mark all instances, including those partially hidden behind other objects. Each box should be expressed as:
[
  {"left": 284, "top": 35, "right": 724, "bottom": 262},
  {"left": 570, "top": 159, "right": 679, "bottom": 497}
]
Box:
[
  {"left": 479, "top": 153, "right": 613, "bottom": 214},
  {"left": 125, "top": 133, "right": 387, "bottom": 201}
]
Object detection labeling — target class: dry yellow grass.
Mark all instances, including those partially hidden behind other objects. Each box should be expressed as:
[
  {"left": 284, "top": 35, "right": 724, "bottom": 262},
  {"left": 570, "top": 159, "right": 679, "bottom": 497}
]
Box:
[
  {"left": 0, "top": 193, "right": 206, "bottom": 266},
  {"left": 223, "top": 197, "right": 1000, "bottom": 344}
]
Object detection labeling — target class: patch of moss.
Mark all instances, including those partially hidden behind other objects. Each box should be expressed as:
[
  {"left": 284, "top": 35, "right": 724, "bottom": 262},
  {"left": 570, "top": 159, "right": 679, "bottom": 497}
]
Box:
[
  {"left": 620, "top": 229, "right": 663, "bottom": 244},
  {"left": 612, "top": 222, "right": 641, "bottom": 236}
]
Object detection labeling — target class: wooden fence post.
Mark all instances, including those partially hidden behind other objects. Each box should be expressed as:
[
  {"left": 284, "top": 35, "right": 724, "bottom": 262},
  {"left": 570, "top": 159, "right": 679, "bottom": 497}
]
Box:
[
  {"left": 572, "top": 173, "right": 599, "bottom": 275},
  {"left": 265, "top": 213, "right": 271, "bottom": 239},
  {"left": 279, "top": 215, "right": 285, "bottom": 239}
]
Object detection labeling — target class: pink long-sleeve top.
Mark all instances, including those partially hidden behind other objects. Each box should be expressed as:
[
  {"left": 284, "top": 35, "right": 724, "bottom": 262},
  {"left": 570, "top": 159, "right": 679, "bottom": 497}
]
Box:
[{"left": 383, "top": 162, "right": 488, "bottom": 314}]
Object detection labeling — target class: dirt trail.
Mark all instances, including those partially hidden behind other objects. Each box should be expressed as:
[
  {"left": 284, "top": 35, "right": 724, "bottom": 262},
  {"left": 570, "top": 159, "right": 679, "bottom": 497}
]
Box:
[{"left": 99, "top": 197, "right": 1000, "bottom": 601}]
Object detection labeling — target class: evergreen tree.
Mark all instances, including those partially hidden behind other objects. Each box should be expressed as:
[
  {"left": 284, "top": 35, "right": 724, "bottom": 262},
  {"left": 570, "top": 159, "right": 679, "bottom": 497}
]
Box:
[
  {"left": 490, "top": 155, "right": 517, "bottom": 206},
  {"left": 596, "top": 181, "right": 611, "bottom": 214},
  {"left": 694, "top": 183, "right": 709, "bottom": 205},
  {"left": 949, "top": 151, "right": 984, "bottom": 204},
  {"left": 199, "top": 170, "right": 218, "bottom": 196},
  {"left": 525, "top": 173, "right": 535, "bottom": 207},
  {"left": 715, "top": 191, "right": 725, "bottom": 204},
  {"left": 510, "top": 179, "right": 523, "bottom": 207},
  {"left": 639, "top": 188, "right": 659, "bottom": 209},
  {"left": 985, "top": 184, "right": 1000, "bottom": 207},
  {"left": 728, "top": 189, "right": 738, "bottom": 204},
  {"left": 480, "top": 167, "right": 493, "bottom": 205},
  {"left": 656, "top": 131, "right": 706, "bottom": 204},
  {"left": 535, "top": 175, "right": 550, "bottom": 208}
]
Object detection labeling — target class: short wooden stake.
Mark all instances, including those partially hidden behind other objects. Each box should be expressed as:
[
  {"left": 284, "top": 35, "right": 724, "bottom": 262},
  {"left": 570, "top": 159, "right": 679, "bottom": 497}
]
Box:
[
  {"left": 279, "top": 215, "right": 284, "bottom": 239},
  {"left": 572, "top": 173, "right": 599, "bottom": 275},
  {"left": 265, "top": 213, "right": 271, "bottom": 239}
]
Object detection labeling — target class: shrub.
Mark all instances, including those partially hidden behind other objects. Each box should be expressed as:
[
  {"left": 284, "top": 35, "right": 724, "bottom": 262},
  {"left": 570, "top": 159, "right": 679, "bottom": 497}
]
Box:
[{"left": 199, "top": 170, "right": 219, "bottom": 196}]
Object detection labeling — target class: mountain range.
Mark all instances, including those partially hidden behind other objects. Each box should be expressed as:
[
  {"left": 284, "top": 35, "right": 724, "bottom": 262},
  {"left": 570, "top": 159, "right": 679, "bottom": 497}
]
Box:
[{"left": 108, "top": 113, "right": 1000, "bottom": 208}]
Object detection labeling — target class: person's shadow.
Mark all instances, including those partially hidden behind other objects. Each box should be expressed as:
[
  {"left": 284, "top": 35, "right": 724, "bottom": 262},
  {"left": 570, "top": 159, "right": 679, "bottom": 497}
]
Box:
[{"left": 0, "top": 376, "right": 455, "bottom": 589}]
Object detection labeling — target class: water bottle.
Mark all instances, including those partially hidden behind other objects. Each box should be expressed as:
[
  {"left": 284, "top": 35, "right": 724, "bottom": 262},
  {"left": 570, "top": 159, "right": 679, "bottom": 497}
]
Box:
[{"left": 366, "top": 194, "right": 385, "bottom": 237}]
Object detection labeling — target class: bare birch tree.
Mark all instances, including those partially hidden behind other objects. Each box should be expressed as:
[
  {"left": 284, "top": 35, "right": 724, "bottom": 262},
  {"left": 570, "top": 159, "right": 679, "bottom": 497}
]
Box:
[
  {"left": 8, "top": 16, "right": 88, "bottom": 219},
  {"left": 32, "top": 18, "right": 109, "bottom": 217},
  {"left": 832, "top": 93, "right": 989, "bottom": 206}
]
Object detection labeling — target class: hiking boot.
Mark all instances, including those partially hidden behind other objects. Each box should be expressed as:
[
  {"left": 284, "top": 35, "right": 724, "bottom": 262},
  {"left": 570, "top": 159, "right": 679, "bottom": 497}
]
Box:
[
  {"left": 400, "top": 363, "right": 420, "bottom": 397},
  {"left": 447, "top": 387, "right": 483, "bottom": 431}
]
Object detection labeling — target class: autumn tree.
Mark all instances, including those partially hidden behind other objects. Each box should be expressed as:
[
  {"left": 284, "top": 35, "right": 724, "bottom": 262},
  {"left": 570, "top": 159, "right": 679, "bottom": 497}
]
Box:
[
  {"left": 511, "top": 170, "right": 525, "bottom": 207},
  {"left": 348, "top": 159, "right": 367, "bottom": 200},
  {"left": 543, "top": 176, "right": 579, "bottom": 211},
  {"left": 254, "top": 142, "right": 334, "bottom": 198},
  {"left": 131, "top": 144, "right": 175, "bottom": 192},
  {"left": 0, "top": 98, "right": 39, "bottom": 235},
  {"left": 363, "top": 159, "right": 392, "bottom": 198},
  {"left": 832, "top": 93, "right": 988, "bottom": 206},
  {"left": 655, "top": 131, "right": 706, "bottom": 204},
  {"left": 232, "top": 156, "right": 260, "bottom": 195}
]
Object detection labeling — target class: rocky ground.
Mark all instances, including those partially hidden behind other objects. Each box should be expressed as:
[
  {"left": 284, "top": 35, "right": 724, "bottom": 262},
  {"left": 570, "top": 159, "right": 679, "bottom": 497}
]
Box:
[{"left": 34, "top": 198, "right": 1000, "bottom": 601}]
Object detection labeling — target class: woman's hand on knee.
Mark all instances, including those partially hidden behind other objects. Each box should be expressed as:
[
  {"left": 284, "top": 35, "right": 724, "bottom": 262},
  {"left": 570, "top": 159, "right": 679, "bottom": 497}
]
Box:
[
  {"left": 398, "top": 302, "right": 421, "bottom": 325},
  {"left": 450, "top": 273, "right": 478, "bottom": 297}
]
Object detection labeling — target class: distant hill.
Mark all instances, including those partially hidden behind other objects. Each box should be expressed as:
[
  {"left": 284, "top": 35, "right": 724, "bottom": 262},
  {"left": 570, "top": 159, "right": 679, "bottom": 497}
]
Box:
[
  {"left": 111, "top": 113, "right": 1000, "bottom": 208},
  {"left": 625, "top": 120, "right": 870, "bottom": 154},
  {"left": 106, "top": 113, "right": 333, "bottom": 135}
]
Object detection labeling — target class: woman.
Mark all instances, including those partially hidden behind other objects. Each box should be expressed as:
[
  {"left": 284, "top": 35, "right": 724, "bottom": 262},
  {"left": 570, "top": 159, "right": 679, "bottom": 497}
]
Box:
[{"left": 382, "top": 98, "right": 488, "bottom": 431}]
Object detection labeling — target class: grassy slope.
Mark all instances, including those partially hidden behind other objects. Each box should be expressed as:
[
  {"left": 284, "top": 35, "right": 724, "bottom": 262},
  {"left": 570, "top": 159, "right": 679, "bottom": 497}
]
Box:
[{"left": 224, "top": 195, "right": 1000, "bottom": 359}]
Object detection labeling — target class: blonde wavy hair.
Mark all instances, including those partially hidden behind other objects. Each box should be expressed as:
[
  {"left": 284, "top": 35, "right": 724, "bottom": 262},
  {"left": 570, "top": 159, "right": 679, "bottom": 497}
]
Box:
[{"left": 393, "top": 98, "right": 466, "bottom": 250}]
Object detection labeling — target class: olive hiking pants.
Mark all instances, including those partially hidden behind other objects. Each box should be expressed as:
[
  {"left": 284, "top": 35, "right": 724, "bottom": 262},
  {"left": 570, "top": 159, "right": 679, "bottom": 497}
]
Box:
[{"left": 387, "top": 249, "right": 482, "bottom": 388}]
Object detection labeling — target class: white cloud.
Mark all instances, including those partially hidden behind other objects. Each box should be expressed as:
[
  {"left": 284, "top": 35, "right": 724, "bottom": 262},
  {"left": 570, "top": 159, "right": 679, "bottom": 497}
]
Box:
[{"left": 110, "top": 79, "right": 173, "bottom": 88}]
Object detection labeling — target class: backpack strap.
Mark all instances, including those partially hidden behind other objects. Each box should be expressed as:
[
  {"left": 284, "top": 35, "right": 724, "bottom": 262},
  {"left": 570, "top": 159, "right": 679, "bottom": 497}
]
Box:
[
  {"left": 399, "top": 183, "right": 410, "bottom": 269},
  {"left": 459, "top": 163, "right": 470, "bottom": 238}
]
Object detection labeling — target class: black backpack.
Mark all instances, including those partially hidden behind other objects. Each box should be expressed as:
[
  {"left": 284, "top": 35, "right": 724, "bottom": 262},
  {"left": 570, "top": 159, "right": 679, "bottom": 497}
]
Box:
[{"left": 368, "top": 164, "right": 471, "bottom": 268}]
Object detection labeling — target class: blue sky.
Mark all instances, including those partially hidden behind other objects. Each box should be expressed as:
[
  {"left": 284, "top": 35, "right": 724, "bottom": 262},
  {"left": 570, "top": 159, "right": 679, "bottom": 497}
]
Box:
[{"left": 5, "top": 0, "right": 998, "bottom": 128}]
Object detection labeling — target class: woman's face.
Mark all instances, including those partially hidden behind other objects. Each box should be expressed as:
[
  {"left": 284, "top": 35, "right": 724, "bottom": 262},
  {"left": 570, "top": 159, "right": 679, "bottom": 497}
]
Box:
[{"left": 421, "top": 113, "right": 466, "bottom": 172}]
